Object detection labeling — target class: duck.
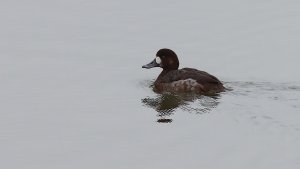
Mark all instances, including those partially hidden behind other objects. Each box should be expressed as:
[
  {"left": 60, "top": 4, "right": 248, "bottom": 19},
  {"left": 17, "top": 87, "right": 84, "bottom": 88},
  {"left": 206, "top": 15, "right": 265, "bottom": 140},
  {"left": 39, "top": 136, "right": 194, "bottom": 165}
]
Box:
[{"left": 142, "top": 48, "right": 225, "bottom": 94}]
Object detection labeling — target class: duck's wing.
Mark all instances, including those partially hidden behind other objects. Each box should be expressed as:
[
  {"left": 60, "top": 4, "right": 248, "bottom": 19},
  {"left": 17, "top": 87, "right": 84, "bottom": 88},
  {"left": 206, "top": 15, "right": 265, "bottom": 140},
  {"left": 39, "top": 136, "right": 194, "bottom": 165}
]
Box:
[
  {"left": 182, "top": 68, "right": 223, "bottom": 84},
  {"left": 162, "top": 68, "right": 222, "bottom": 85}
]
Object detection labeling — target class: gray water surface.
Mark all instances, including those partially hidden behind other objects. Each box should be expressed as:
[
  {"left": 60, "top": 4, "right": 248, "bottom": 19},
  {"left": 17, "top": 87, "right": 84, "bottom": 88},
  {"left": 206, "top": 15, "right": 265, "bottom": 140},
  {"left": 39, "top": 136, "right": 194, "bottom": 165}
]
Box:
[{"left": 1, "top": 0, "right": 300, "bottom": 169}]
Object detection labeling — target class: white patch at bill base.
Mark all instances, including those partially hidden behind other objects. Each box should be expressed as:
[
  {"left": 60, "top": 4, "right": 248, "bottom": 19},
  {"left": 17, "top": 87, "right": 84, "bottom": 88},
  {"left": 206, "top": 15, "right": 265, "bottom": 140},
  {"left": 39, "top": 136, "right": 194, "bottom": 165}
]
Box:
[{"left": 155, "top": 57, "right": 161, "bottom": 64}]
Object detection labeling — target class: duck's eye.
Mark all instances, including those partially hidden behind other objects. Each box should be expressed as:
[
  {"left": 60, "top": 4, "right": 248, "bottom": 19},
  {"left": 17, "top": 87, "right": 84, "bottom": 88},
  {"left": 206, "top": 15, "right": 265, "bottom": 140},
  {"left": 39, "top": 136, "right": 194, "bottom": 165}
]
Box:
[{"left": 155, "top": 57, "right": 161, "bottom": 64}]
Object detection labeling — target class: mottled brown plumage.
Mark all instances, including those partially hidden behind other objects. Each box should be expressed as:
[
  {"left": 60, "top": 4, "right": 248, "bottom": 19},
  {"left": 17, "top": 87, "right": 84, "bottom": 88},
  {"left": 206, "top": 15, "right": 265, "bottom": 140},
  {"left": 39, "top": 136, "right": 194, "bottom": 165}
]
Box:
[{"left": 143, "top": 49, "right": 225, "bottom": 94}]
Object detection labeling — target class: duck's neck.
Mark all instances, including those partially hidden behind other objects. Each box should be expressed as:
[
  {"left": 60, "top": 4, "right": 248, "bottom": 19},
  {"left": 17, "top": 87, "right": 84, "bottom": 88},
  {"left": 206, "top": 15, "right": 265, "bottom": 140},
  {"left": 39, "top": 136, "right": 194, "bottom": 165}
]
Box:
[{"left": 155, "top": 70, "right": 171, "bottom": 84}]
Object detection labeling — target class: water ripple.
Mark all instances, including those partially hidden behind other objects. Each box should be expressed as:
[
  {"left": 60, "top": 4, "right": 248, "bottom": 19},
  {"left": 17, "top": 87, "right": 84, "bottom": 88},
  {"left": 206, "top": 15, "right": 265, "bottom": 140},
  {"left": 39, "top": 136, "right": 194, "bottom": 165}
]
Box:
[{"left": 141, "top": 80, "right": 300, "bottom": 125}]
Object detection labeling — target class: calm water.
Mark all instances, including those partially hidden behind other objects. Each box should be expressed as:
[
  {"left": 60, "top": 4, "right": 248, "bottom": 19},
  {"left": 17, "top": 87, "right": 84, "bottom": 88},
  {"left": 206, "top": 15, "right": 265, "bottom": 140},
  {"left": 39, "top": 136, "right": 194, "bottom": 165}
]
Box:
[{"left": 1, "top": 0, "right": 300, "bottom": 169}]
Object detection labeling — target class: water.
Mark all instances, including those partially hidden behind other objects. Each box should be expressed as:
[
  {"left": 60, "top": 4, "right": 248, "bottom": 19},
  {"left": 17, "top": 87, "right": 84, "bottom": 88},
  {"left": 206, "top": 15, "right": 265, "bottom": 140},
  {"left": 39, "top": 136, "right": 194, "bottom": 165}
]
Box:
[{"left": 1, "top": 0, "right": 300, "bottom": 169}]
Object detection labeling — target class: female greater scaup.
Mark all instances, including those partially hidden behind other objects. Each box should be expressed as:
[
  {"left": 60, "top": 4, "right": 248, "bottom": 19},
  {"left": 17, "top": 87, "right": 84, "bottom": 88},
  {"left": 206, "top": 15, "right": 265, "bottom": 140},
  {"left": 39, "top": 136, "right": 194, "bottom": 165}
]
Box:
[{"left": 142, "top": 48, "right": 225, "bottom": 94}]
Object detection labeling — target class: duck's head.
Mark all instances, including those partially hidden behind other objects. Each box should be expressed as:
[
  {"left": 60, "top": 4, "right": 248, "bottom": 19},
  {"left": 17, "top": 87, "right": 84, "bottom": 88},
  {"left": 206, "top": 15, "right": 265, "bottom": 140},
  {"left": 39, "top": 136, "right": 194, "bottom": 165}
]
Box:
[{"left": 142, "top": 48, "right": 179, "bottom": 70}]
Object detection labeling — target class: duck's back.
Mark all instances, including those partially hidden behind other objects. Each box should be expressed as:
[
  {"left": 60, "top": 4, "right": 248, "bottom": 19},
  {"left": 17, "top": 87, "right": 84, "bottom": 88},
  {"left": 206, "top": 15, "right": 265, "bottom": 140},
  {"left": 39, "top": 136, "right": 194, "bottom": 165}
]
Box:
[{"left": 154, "top": 68, "right": 224, "bottom": 94}]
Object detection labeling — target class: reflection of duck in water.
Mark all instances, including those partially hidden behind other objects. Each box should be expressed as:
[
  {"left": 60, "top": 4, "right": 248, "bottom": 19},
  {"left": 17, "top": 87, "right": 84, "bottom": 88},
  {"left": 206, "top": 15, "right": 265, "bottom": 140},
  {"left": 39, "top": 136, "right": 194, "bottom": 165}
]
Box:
[
  {"left": 142, "top": 48, "right": 224, "bottom": 94},
  {"left": 142, "top": 92, "right": 220, "bottom": 123}
]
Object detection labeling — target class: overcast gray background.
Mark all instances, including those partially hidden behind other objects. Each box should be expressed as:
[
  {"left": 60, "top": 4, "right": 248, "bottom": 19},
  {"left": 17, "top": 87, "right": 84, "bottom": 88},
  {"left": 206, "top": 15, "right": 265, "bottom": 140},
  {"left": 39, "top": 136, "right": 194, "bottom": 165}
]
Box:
[{"left": 1, "top": 0, "right": 300, "bottom": 169}]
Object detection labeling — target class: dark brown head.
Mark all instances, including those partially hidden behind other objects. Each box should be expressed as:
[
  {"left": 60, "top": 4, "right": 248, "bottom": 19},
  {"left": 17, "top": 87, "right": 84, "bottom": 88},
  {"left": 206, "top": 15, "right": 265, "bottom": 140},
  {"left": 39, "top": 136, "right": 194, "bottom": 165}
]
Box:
[{"left": 142, "top": 48, "right": 179, "bottom": 70}]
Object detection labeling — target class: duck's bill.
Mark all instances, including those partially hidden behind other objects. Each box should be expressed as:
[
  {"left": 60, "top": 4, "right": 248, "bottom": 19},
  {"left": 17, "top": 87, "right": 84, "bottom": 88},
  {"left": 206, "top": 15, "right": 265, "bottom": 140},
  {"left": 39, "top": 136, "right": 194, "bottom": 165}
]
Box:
[{"left": 142, "top": 59, "right": 160, "bottom": 69}]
